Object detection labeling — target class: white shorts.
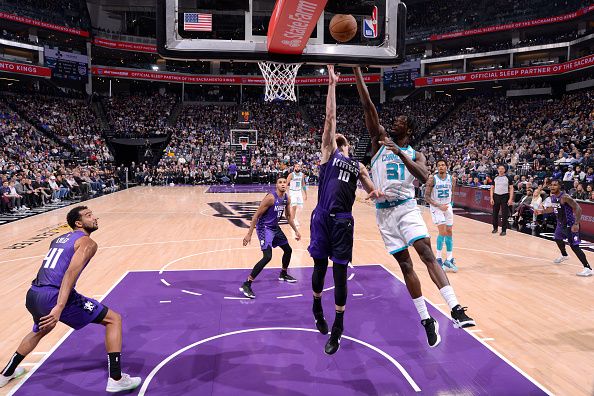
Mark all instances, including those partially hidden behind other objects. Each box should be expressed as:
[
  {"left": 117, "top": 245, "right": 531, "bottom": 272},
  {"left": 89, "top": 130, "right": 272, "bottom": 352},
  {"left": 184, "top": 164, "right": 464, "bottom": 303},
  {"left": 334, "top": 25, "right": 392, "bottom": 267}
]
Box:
[
  {"left": 289, "top": 191, "right": 304, "bottom": 207},
  {"left": 376, "top": 199, "right": 429, "bottom": 254},
  {"left": 430, "top": 205, "right": 454, "bottom": 226}
]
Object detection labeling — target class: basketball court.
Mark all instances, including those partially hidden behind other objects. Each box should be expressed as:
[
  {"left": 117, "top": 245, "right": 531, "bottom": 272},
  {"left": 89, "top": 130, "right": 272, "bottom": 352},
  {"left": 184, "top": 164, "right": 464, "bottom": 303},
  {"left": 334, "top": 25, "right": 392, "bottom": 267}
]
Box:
[{"left": 1, "top": 187, "right": 593, "bottom": 395}]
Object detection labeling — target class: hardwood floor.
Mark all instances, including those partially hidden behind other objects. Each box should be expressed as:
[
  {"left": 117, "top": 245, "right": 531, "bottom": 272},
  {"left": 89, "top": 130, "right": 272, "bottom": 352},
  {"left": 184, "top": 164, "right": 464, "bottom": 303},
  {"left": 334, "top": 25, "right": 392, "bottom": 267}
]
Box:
[{"left": 0, "top": 186, "right": 592, "bottom": 395}]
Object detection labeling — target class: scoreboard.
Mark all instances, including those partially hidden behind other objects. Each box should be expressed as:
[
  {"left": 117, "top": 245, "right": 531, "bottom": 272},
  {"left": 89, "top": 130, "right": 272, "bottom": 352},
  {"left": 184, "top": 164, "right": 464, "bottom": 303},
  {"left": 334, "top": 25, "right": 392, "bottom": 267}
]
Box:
[
  {"left": 383, "top": 59, "right": 421, "bottom": 89},
  {"left": 44, "top": 46, "right": 88, "bottom": 82}
]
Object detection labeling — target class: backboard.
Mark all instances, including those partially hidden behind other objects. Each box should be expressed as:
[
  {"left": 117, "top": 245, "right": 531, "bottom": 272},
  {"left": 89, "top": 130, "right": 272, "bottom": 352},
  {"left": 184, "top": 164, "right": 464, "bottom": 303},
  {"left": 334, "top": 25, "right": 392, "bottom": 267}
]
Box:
[{"left": 156, "top": 0, "right": 407, "bottom": 67}]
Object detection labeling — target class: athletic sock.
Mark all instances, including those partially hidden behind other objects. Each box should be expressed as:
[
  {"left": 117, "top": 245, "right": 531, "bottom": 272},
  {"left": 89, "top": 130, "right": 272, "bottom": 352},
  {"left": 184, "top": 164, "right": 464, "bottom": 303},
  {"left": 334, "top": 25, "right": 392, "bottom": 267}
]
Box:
[
  {"left": 436, "top": 235, "right": 444, "bottom": 259},
  {"left": 1, "top": 352, "right": 25, "bottom": 377},
  {"left": 439, "top": 285, "right": 460, "bottom": 310},
  {"left": 412, "top": 297, "right": 430, "bottom": 320},
  {"left": 333, "top": 310, "right": 344, "bottom": 331},
  {"left": 313, "top": 296, "right": 323, "bottom": 314},
  {"left": 108, "top": 352, "right": 122, "bottom": 381},
  {"left": 445, "top": 236, "right": 453, "bottom": 261}
]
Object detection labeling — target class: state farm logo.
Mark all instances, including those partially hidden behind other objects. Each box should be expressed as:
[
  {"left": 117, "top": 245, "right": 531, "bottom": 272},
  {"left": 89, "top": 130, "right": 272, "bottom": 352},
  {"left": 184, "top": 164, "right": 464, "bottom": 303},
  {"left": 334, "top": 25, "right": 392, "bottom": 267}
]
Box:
[{"left": 282, "top": 0, "right": 318, "bottom": 42}]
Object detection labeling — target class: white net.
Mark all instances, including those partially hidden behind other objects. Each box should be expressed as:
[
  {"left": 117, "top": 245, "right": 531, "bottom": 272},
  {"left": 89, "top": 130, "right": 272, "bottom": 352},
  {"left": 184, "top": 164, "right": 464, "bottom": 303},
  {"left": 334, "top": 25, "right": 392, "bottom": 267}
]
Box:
[{"left": 258, "top": 61, "right": 302, "bottom": 102}]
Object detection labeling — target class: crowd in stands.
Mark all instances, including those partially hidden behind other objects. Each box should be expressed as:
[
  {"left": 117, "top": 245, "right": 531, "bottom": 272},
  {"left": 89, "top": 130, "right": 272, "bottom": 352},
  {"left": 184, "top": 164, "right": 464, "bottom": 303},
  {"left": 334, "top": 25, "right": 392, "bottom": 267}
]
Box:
[
  {"left": 407, "top": 0, "right": 591, "bottom": 41},
  {"left": 418, "top": 90, "right": 594, "bottom": 204},
  {"left": 0, "top": 101, "right": 118, "bottom": 214},
  {"left": 103, "top": 93, "right": 177, "bottom": 137},
  {"left": 0, "top": 0, "right": 90, "bottom": 30},
  {"left": 8, "top": 94, "right": 112, "bottom": 163}
]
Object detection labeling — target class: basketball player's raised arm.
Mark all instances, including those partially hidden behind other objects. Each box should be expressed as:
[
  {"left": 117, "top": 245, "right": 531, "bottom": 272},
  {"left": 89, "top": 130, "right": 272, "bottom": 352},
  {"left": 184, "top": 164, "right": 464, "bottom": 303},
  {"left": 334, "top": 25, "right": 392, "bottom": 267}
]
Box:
[
  {"left": 284, "top": 196, "right": 301, "bottom": 241},
  {"left": 38, "top": 237, "right": 98, "bottom": 330},
  {"left": 321, "top": 65, "right": 339, "bottom": 164},
  {"left": 353, "top": 67, "right": 385, "bottom": 155},
  {"left": 243, "top": 194, "right": 274, "bottom": 246}
]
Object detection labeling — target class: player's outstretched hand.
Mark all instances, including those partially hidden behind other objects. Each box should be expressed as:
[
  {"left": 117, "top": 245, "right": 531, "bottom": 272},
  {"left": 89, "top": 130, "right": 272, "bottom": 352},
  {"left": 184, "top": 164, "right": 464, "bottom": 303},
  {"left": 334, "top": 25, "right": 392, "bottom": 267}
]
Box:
[
  {"left": 379, "top": 137, "right": 401, "bottom": 156},
  {"left": 294, "top": 230, "right": 301, "bottom": 241},
  {"left": 366, "top": 190, "right": 385, "bottom": 201},
  {"left": 327, "top": 65, "right": 340, "bottom": 85},
  {"left": 39, "top": 306, "right": 62, "bottom": 331},
  {"left": 243, "top": 233, "right": 252, "bottom": 246}
]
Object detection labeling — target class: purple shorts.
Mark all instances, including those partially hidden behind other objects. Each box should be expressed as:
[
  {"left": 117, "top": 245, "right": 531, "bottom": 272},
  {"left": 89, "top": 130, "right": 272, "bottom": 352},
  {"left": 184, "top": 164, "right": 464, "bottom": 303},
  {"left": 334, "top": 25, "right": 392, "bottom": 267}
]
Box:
[
  {"left": 26, "top": 285, "right": 107, "bottom": 332},
  {"left": 307, "top": 209, "right": 354, "bottom": 265},
  {"left": 554, "top": 226, "right": 581, "bottom": 246},
  {"left": 256, "top": 225, "right": 288, "bottom": 251}
]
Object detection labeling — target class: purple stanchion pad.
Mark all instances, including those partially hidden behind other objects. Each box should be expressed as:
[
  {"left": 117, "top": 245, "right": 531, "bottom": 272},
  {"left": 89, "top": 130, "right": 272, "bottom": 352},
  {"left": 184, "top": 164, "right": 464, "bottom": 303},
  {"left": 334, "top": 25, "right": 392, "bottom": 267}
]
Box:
[{"left": 13, "top": 265, "right": 548, "bottom": 395}]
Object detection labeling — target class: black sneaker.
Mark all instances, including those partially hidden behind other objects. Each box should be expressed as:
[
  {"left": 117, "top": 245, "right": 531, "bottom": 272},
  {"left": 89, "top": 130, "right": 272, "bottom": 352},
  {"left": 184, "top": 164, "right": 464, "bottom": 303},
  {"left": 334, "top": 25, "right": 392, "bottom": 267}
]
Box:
[
  {"left": 278, "top": 272, "right": 297, "bottom": 283},
  {"left": 491, "top": 229, "right": 498, "bottom": 234},
  {"left": 314, "top": 312, "right": 328, "bottom": 335},
  {"left": 324, "top": 327, "right": 343, "bottom": 355},
  {"left": 451, "top": 305, "right": 476, "bottom": 328},
  {"left": 239, "top": 282, "right": 255, "bottom": 299},
  {"left": 500, "top": 231, "right": 506, "bottom": 236},
  {"left": 421, "top": 317, "right": 441, "bottom": 348}
]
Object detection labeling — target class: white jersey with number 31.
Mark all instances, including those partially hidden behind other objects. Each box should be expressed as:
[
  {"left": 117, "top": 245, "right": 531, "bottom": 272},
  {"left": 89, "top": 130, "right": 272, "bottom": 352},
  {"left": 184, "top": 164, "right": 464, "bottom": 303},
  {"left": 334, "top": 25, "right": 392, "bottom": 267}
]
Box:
[{"left": 371, "top": 145, "right": 417, "bottom": 202}]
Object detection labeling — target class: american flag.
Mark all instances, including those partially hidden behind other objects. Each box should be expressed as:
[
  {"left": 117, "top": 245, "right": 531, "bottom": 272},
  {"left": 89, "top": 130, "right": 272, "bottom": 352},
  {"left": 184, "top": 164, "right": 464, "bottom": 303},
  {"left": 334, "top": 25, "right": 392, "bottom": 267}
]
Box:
[{"left": 184, "top": 13, "right": 212, "bottom": 31}]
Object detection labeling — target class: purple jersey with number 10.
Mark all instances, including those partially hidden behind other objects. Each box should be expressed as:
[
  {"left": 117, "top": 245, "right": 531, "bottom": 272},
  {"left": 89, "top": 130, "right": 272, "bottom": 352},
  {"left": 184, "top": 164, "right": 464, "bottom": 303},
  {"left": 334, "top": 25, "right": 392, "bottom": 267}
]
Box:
[
  {"left": 32, "top": 230, "right": 88, "bottom": 288},
  {"left": 317, "top": 149, "right": 360, "bottom": 213}
]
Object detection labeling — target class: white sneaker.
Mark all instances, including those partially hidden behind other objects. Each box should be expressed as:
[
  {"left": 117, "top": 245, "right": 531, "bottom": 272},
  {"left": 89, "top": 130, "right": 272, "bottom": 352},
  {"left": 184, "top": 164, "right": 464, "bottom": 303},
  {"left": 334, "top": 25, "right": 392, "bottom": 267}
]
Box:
[
  {"left": 22, "top": 206, "right": 30, "bottom": 210},
  {"left": 106, "top": 373, "right": 142, "bottom": 393},
  {"left": 0, "top": 367, "right": 26, "bottom": 388},
  {"left": 576, "top": 268, "right": 593, "bottom": 277},
  {"left": 553, "top": 255, "right": 569, "bottom": 264}
]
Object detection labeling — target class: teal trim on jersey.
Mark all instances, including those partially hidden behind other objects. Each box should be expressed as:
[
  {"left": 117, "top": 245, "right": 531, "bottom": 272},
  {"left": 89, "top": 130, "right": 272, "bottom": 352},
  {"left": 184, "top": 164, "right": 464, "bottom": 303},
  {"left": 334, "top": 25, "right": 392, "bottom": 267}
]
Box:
[
  {"left": 370, "top": 145, "right": 386, "bottom": 169},
  {"left": 375, "top": 198, "right": 411, "bottom": 209},
  {"left": 389, "top": 246, "right": 408, "bottom": 254},
  {"left": 436, "top": 173, "right": 449, "bottom": 181},
  {"left": 412, "top": 149, "right": 416, "bottom": 161},
  {"left": 408, "top": 234, "right": 429, "bottom": 246}
]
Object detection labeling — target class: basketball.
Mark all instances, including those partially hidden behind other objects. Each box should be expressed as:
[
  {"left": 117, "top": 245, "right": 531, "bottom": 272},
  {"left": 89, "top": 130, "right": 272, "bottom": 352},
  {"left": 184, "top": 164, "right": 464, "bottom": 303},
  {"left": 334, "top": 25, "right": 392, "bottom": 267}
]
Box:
[{"left": 329, "top": 14, "right": 358, "bottom": 43}]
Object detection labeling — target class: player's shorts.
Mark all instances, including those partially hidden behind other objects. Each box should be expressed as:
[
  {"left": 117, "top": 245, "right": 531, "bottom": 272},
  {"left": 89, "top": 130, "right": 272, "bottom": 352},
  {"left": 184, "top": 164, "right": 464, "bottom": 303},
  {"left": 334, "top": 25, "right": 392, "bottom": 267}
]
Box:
[
  {"left": 256, "top": 225, "right": 288, "bottom": 251},
  {"left": 376, "top": 199, "right": 429, "bottom": 254},
  {"left": 430, "top": 204, "right": 454, "bottom": 226},
  {"left": 308, "top": 208, "right": 353, "bottom": 265},
  {"left": 26, "top": 285, "right": 108, "bottom": 333},
  {"left": 554, "top": 225, "right": 581, "bottom": 246},
  {"left": 289, "top": 190, "right": 304, "bottom": 207}
]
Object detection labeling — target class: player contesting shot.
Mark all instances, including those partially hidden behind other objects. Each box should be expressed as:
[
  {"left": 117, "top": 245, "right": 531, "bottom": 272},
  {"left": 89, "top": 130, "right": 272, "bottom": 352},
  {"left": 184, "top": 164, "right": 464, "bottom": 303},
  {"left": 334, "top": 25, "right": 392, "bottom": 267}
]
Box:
[
  {"left": 354, "top": 67, "right": 475, "bottom": 349},
  {"left": 0, "top": 206, "right": 141, "bottom": 393},
  {"left": 308, "top": 65, "right": 380, "bottom": 355}
]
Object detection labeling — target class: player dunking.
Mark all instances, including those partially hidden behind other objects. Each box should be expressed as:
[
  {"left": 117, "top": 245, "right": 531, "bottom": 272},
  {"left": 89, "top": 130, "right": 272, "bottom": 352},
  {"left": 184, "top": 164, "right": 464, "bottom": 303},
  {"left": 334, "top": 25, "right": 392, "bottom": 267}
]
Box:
[
  {"left": 424, "top": 159, "right": 458, "bottom": 272},
  {"left": 0, "top": 206, "right": 141, "bottom": 392},
  {"left": 286, "top": 163, "right": 308, "bottom": 227},
  {"left": 537, "top": 179, "right": 592, "bottom": 277},
  {"left": 241, "top": 177, "right": 301, "bottom": 298},
  {"left": 308, "top": 65, "right": 378, "bottom": 355},
  {"left": 354, "top": 67, "right": 475, "bottom": 348}
]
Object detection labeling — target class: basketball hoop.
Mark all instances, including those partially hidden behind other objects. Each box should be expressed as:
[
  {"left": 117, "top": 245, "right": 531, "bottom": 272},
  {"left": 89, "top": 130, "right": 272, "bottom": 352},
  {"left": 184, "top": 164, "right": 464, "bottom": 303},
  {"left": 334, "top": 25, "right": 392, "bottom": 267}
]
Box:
[
  {"left": 239, "top": 137, "right": 249, "bottom": 151},
  {"left": 258, "top": 61, "right": 302, "bottom": 102}
]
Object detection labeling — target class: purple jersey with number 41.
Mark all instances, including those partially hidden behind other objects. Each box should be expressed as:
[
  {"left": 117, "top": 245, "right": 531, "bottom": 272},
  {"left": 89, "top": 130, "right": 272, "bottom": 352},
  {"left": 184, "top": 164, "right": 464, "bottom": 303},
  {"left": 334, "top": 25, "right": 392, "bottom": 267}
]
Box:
[{"left": 32, "top": 230, "right": 88, "bottom": 288}]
